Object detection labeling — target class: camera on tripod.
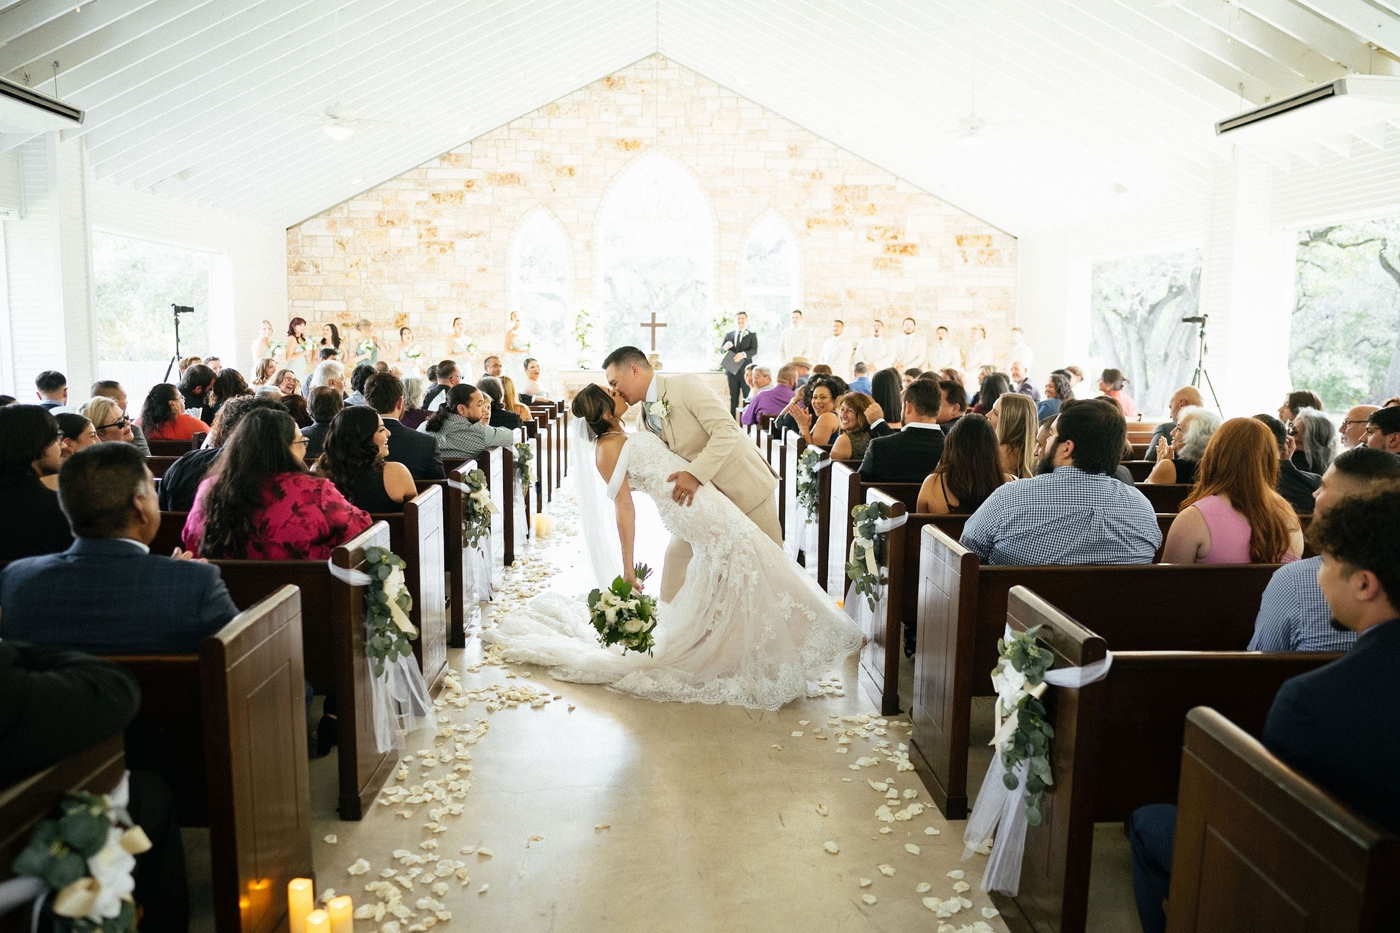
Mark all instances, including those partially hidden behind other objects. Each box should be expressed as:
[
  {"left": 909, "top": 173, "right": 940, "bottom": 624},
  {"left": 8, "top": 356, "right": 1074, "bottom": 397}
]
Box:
[
  {"left": 163, "top": 304, "right": 198, "bottom": 381},
  {"left": 172, "top": 304, "right": 195, "bottom": 315}
]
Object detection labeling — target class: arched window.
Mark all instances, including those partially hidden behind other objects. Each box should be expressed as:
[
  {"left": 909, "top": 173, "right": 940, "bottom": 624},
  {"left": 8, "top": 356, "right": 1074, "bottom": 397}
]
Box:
[
  {"left": 510, "top": 210, "right": 572, "bottom": 369},
  {"left": 740, "top": 215, "right": 800, "bottom": 365},
  {"left": 596, "top": 153, "right": 714, "bottom": 370}
]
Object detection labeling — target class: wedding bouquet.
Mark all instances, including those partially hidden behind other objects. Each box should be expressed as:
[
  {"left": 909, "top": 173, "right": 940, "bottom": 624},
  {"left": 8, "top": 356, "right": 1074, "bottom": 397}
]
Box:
[
  {"left": 587, "top": 564, "right": 658, "bottom": 655},
  {"left": 357, "top": 337, "right": 376, "bottom": 355},
  {"left": 404, "top": 345, "right": 423, "bottom": 360},
  {"left": 268, "top": 340, "right": 286, "bottom": 360}
]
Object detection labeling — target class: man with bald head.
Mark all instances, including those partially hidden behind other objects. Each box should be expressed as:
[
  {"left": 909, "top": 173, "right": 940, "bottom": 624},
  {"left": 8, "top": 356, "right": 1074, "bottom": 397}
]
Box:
[
  {"left": 1145, "top": 386, "right": 1203, "bottom": 461},
  {"left": 1340, "top": 404, "right": 1380, "bottom": 449}
]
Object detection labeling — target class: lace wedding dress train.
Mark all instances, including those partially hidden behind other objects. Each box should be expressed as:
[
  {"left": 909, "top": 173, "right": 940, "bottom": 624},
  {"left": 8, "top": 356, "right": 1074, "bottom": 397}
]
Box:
[{"left": 481, "top": 431, "right": 862, "bottom": 711}]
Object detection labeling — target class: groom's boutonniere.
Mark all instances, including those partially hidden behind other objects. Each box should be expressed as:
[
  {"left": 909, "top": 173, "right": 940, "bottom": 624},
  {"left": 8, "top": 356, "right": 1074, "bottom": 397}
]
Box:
[{"left": 647, "top": 399, "right": 670, "bottom": 423}]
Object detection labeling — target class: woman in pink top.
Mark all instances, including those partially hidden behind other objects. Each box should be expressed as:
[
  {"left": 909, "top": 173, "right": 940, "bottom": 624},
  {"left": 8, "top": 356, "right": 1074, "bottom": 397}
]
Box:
[
  {"left": 139, "top": 383, "right": 211, "bottom": 441},
  {"left": 182, "top": 407, "right": 371, "bottom": 560},
  {"left": 1097, "top": 368, "right": 1137, "bottom": 419},
  {"left": 1162, "top": 418, "right": 1303, "bottom": 564}
]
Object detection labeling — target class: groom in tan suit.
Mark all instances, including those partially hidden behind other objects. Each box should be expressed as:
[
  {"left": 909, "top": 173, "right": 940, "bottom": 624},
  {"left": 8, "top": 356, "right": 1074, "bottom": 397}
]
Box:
[{"left": 604, "top": 346, "right": 782, "bottom": 601}]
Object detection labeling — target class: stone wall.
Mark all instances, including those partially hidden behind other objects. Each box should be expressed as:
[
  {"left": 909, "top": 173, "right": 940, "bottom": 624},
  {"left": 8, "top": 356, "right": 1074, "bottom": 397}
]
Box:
[{"left": 285, "top": 55, "right": 1017, "bottom": 374}]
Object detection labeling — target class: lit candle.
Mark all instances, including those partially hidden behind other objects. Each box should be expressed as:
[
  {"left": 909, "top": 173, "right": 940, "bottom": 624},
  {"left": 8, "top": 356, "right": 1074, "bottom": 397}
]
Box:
[
  {"left": 327, "top": 897, "right": 354, "bottom": 933},
  {"left": 306, "top": 909, "right": 330, "bottom": 933},
  {"left": 534, "top": 514, "right": 552, "bottom": 537},
  {"left": 288, "top": 879, "right": 314, "bottom": 933}
]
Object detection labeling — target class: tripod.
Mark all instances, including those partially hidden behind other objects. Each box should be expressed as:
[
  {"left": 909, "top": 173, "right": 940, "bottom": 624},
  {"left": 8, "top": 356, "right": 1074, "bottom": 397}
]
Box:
[
  {"left": 162, "top": 304, "right": 195, "bottom": 382},
  {"left": 1185, "top": 314, "right": 1222, "bottom": 413}
]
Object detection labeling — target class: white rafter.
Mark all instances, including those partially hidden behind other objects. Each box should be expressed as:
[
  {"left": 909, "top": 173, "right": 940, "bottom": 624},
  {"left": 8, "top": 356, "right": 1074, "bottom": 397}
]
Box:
[
  {"left": 1234, "top": 0, "right": 1400, "bottom": 74},
  {"left": 1165, "top": 0, "right": 1350, "bottom": 86},
  {"left": 1293, "top": 0, "right": 1400, "bottom": 57},
  {"left": 0, "top": 0, "right": 161, "bottom": 76}
]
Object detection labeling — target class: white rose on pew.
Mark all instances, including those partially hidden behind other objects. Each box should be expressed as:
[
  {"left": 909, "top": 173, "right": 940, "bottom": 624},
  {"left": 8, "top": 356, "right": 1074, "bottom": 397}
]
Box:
[
  {"left": 386, "top": 566, "right": 407, "bottom": 599},
  {"left": 991, "top": 664, "right": 1025, "bottom": 707},
  {"left": 86, "top": 826, "right": 137, "bottom": 918}
]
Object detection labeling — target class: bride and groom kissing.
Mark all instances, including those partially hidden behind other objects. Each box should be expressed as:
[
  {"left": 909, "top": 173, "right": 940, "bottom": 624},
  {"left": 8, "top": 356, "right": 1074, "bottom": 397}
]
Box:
[{"left": 481, "top": 346, "right": 862, "bottom": 711}]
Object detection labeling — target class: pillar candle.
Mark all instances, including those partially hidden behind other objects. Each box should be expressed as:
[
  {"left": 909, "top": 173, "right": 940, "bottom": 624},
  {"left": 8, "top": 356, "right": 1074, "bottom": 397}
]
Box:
[
  {"left": 534, "top": 514, "right": 552, "bottom": 537},
  {"left": 288, "top": 879, "right": 314, "bottom": 933},
  {"left": 306, "top": 909, "right": 330, "bottom": 933},
  {"left": 327, "top": 896, "right": 354, "bottom": 933}
]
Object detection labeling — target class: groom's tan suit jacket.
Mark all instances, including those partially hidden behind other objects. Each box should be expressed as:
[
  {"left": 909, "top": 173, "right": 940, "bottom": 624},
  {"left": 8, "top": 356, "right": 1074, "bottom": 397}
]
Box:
[{"left": 640, "top": 373, "right": 777, "bottom": 515}]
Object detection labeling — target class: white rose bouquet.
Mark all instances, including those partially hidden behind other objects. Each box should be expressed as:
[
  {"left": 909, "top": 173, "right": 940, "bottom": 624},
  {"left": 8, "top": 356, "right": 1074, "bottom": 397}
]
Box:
[{"left": 587, "top": 564, "right": 659, "bottom": 655}]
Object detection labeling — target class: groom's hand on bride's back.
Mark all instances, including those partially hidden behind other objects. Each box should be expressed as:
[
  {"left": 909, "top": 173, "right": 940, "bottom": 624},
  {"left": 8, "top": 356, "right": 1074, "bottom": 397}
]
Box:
[{"left": 667, "top": 470, "right": 701, "bottom": 506}]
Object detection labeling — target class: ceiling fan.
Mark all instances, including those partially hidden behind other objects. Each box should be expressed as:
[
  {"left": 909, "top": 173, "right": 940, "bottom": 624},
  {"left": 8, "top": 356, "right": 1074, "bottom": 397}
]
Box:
[{"left": 285, "top": 102, "right": 409, "bottom": 141}]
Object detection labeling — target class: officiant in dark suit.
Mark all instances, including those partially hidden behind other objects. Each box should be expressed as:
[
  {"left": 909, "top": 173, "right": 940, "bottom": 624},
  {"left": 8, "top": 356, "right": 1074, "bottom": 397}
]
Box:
[
  {"left": 721, "top": 312, "right": 758, "bottom": 415},
  {"left": 857, "top": 379, "right": 945, "bottom": 483}
]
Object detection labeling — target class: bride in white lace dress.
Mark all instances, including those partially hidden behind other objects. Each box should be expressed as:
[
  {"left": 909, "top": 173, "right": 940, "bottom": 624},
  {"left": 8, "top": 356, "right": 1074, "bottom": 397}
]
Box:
[{"left": 481, "top": 384, "right": 862, "bottom": 711}]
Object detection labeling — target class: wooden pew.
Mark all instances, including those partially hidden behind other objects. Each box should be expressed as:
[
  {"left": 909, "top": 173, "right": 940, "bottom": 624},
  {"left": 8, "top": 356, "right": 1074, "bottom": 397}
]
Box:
[
  {"left": 1166, "top": 708, "right": 1400, "bottom": 933},
  {"left": 446, "top": 448, "right": 509, "bottom": 583},
  {"left": 0, "top": 736, "right": 125, "bottom": 933},
  {"left": 911, "top": 526, "right": 1280, "bottom": 820},
  {"left": 1123, "top": 459, "right": 1153, "bottom": 481},
  {"left": 528, "top": 408, "right": 554, "bottom": 505},
  {"left": 992, "top": 590, "right": 1337, "bottom": 933},
  {"left": 448, "top": 462, "right": 499, "bottom": 600},
  {"left": 415, "top": 478, "right": 479, "bottom": 649},
  {"left": 370, "top": 485, "right": 448, "bottom": 692},
  {"left": 212, "top": 522, "right": 393, "bottom": 820},
  {"left": 780, "top": 435, "right": 810, "bottom": 563},
  {"left": 147, "top": 438, "right": 198, "bottom": 457},
  {"left": 108, "top": 587, "right": 314, "bottom": 933},
  {"left": 769, "top": 429, "right": 787, "bottom": 531},
  {"left": 1131, "top": 442, "right": 1150, "bottom": 459},
  {"left": 819, "top": 459, "right": 867, "bottom": 598},
  {"left": 147, "top": 455, "right": 180, "bottom": 478},
  {"left": 1138, "top": 482, "right": 1191, "bottom": 512}
]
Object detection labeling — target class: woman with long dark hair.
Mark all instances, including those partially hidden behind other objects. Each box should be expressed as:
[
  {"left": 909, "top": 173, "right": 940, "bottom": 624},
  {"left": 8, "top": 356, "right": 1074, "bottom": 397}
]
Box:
[
  {"left": 916, "top": 414, "right": 1011, "bottom": 515},
  {"left": 205, "top": 368, "right": 252, "bottom": 425},
  {"left": 870, "top": 368, "right": 903, "bottom": 430},
  {"left": 182, "top": 408, "right": 370, "bottom": 559},
  {"left": 321, "top": 322, "right": 342, "bottom": 353},
  {"left": 48, "top": 413, "right": 99, "bottom": 488},
  {"left": 285, "top": 317, "right": 311, "bottom": 375},
  {"left": 312, "top": 406, "right": 416, "bottom": 512},
  {"left": 971, "top": 372, "right": 1011, "bottom": 415},
  {"left": 138, "top": 383, "right": 210, "bottom": 441},
  {"left": 1038, "top": 371, "right": 1073, "bottom": 420},
  {"left": 0, "top": 405, "right": 73, "bottom": 558},
  {"left": 419, "top": 384, "right": 514, "bottom": 460}
]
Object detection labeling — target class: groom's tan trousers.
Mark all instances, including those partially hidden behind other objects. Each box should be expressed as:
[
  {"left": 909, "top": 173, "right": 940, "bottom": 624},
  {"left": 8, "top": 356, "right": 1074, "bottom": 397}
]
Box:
[{"left": 660, "top": 494, "right": 783, "bottom": 603}]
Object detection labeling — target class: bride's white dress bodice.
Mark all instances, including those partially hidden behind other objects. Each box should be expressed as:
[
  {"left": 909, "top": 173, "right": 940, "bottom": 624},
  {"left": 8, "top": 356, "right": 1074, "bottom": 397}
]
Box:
[{"left": 483, "top": 432, "right": 862, "bottom": 711}]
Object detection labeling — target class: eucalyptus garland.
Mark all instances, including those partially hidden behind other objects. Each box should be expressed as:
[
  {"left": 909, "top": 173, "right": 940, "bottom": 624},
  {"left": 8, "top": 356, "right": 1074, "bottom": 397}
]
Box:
[
  {"left": 514, "top": 440, "right": 534, "bottom": 489},
  {"left": 845, "top": 502, "right": 886, "bottom": 611},
  {"left": 991, "top": 626, "right": 1056, "bottom": 826},
  {"left": 363, "top": 546, "right": 417, "bottom": 678},
  {"left": 796, "top": 447, "right": 822, "bottom": 522},
  {"left": 460, "top": 468, "right": 495, "bottom": 548}
]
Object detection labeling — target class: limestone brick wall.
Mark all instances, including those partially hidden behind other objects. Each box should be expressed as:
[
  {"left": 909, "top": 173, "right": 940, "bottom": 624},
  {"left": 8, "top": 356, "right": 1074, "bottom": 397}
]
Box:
[{"left": 285, "top": 55, "right": 1017, "bottom": 373}]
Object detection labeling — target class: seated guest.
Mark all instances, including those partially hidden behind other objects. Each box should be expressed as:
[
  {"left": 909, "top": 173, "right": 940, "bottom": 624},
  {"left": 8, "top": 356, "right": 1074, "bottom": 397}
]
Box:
[
  {"left": 183, "top": 408, "right": 371, "bottom": 560},
  {"left": 937, "top": 379, "right": 966, "bottom": 426},
  {"left": 970, "top": 372, "right": 1009, "bottom": 415},
  {"left": 811, "top": 363, "right": 833, "bottom": 377},
  {"left": 423, "top": 359, "right": 461, "bottom": 411},
  {"left": 312, "top": 406, "right": 417, "bottom": 512},
  {"left": 401, "top": 376, "right": 429, "bottom": 430},
  {"left": 1131, "top": 485, "right": 1400, "bottom": 933},
  {"left": 902, "top": 367, "right": 921, "bottom": 389},
  {"left": 830, "top": 393, "right": 877, "bottom": 461},
  {"left": 1145, "top": 386, "right": 1204, "bottom": 461},
  {"left": 0, "top": 405, "right": 73, "bottom": 559},
  {"left": 1161, "top": 418, "right": 1303, "bottom": 565},
  {"left": 0, "top": 394, "right": 14, "bottom": 405},
  {"left": 178, "top": 363, "right": 216, "bottom": 418},
  {"left": 307, "top": 359, "right": 345, "bottom": 397},
  {"left": 0, "top": 443, "right": 239, "bottom": 652},
  {"left": 301, "top": 348, "right": 338, "bottom": 396},
  {"left": 482, "top": 354, "right": 503, "bottom": 378},
  {"left": 1098, "top": 367, "right": 1137, "bottom": 418},
  {"left": 206, "top": 356, "right": 223, "bottom": 374},
  {"left": 1009, "top": 360, "right": 1040, "bottom": 402},
  {"left": 302, "top": 385, "right": 343, "bottom": 461},
  {"left": 79, "top": 395, "right": 141, "bottom": 451},
  {"left": 139, "top": 383, "right": 211, "bottom": 441},
  {"left": 744, "top": 364, "right": 798, "bottom": 427},
  {"left": 1033, "top": 414, "right": 1056, "bottom": 462},
  {"left": 90, "top": 380, "right": 150, "bottom": 455},
  {"left": 501, "top": 375, "right": 533, "bottom": 421},
  {"left": 1250, "top": 447, "right": 1400, "bottom": 652},
  {"left": 367, "top": 373, "right": 444, "bottom": 480},
  {"left": 1146, "top": 405, "right": 1219, "bottom": 484},
  {"left": 858, "top": 379, "right": 944, "bottom": 483},
  {"left": 1364, "top": 405, "right": 1400, "bottom": 452},
  {"left": 782, "top": 376, "right": 842, "bottom": 448},
  {"left": 477, "top": 376, "right": 523, "bottom": 429},
  {"left": 272, "top": 367, "right": 301, "bottom": 397},
  {"left": 35, "top": 369, "right": 68, "bottom": 412},
  {"left": 848, "top": 362, "right": 872, "bottom": 395},
  {"left": 209, "top": 367, "right": 253, "bottom": 422},
  {"left": 792, "top": 357, "right": 812, "bottom": 388},
  {"left": 989, "top": 392, "right": 1038, "bottom": 479},
  {"left": 41, "top": 413, "right": 98, "bottom": 490},
  {"left": 961, "top": 399, "right": 1160, "bottom": 565},
  {"left": 1037, "top": 370, "right": 1072, "bottom": 420},
  {"left": 1254, "top": 413, "right": 1321, "bottom": 514},
  {"left": 158, "top": 396, "right": 287, "bottom": 512},
  {"left": 1338, "top": 404, "right": 1379, "bottom": 449},
  {"left": 917, "top": 414, "right": 1012, "bottom": 514},
  {"left": 1291, "top": 407, "right": 1336, "bottom": 474},
  {"left": 868, "top": 367, "right": 903, "bottom": 432},
  {"left": 1277, "top": 389, "right": 1323, "bottom": 423},
  {"left": 421, "top": 384, "right": 516, "bottom": 460},
  {"left": 251, "top": 357, "right": 278, "bottom": 387},
  {"left": 346, "top": 361, "right": 376, "bottom": 406}
]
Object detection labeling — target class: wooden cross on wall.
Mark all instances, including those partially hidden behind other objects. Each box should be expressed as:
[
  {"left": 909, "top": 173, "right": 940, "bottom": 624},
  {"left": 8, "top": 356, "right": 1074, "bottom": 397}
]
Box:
[{"left": 640, "top": 312, "right": 667, "bottom": 352}]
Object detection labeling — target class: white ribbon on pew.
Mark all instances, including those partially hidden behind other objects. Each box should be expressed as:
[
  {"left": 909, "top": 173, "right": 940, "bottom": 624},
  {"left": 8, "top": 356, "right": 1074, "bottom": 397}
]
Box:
[
  {"left": 810, "top": 457, "right": 833, "bottom": 472},
  {"left": 325, "top": 562, "right": 433, "bottom": 753},
  {"left": 963, "top": 626, "right": 1113, "bottom": 895}
]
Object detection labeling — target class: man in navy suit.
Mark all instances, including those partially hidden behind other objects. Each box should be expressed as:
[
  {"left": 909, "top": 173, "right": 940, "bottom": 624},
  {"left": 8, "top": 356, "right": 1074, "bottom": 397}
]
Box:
[
  {"left": 0, "top": 442, "right": 238, "bottom": 654},
  {"left": 1128, "top": 485, "right": 1400, "bottom": 933},
  {"left": 857, "top": 379, "right": 945, "bottom": 483},
  {"left": 720, "top": 312, "right": 759, "bottom": 415},
  {"left": 366, "top": 372, "right": 445, "bottom": 480}
]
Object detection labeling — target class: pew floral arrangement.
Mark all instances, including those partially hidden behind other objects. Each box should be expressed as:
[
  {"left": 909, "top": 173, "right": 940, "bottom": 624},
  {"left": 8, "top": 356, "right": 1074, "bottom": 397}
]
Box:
[
  {"left": 796, "top": 447, "right": 822, "bottom": 522},
  {"left": 990, "top": 626, "right": 1056, "bottom": 826},
  {"left": 362, "top": 546, "right": 417, "bottom": 678},
  {"left": 845, "top": 503, "right": 887, "bottom": 611},
  {"left": 460, "top": 468, "right": 496, "bottom": 548},
  {"left": 514, "top": 440, "right": 534, "bottom": 489},
  {"left": 587, "top": 564, "right": 658, "bottom": 655},
  {"left": 11, "top": 789, "right": 152, "bottom": 933}
]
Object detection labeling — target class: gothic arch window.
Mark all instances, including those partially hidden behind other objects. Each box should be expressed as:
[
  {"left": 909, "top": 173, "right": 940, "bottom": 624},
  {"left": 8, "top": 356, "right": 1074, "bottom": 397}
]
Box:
[
  {"left": 510, "top": 210, "right": 572, "bottom": 369},
  {"left": 740, "top": 214, "right": 800, "bottom": 364},
  {"left": 596, "top": 153, "right": 714, "bottom": 370}
]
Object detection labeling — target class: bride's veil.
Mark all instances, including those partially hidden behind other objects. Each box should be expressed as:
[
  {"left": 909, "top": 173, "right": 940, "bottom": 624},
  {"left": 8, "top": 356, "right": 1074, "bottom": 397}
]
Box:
[{"left": 570, "top": 416, "right": 623, "bottom": 589}]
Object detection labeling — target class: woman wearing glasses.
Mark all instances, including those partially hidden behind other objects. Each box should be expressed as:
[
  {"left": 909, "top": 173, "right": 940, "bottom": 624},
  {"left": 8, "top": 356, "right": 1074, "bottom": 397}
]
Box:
[
  {"left": 78, "top": 397, "right": 137, "bottom": 445},
  {"left": 182, "top": 408, "right": 370, "bottom": 561}
]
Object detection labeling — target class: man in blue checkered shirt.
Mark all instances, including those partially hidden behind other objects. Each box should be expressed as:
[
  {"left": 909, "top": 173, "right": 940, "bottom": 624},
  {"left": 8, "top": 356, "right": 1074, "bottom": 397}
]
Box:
[
  {"left": 961, "top": 399, "right": 1161, "bottom": 565},
  {"left": 1250, "top": 446, "right": 1400, "bottom": 652}
]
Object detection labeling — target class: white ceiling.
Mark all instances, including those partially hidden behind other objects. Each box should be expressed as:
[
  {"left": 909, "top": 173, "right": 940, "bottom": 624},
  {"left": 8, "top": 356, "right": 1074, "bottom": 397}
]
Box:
[{"left": 3, "top": 0, "right": 1400, "bottom": 234}]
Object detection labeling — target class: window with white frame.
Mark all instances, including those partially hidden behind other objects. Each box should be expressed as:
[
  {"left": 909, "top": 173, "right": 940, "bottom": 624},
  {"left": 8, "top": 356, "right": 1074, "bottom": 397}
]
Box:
[
  {"left": 740, "top": 214, "right": 799, "bottom": 367},
  {"left": 511, "top": 210, "right": 572, "bottom": 370}
]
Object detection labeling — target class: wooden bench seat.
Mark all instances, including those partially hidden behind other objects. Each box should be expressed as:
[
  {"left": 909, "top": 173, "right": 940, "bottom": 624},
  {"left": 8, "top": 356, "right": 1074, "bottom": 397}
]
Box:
[
  {"left": 1137, "top": 482, "right": 1191, "bottom": 512},
  {"left": 147, "top": 455, "right": 180, "bottom": 478},
  {"left": 1123, "top": 459, "right": 1153, "bottom": 481},
  {"left": 911, "top": 526, "right": 1281, "bottom": 819},
  {"left": 371, "top": 484, "right": 448, "bottom": 692}
]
